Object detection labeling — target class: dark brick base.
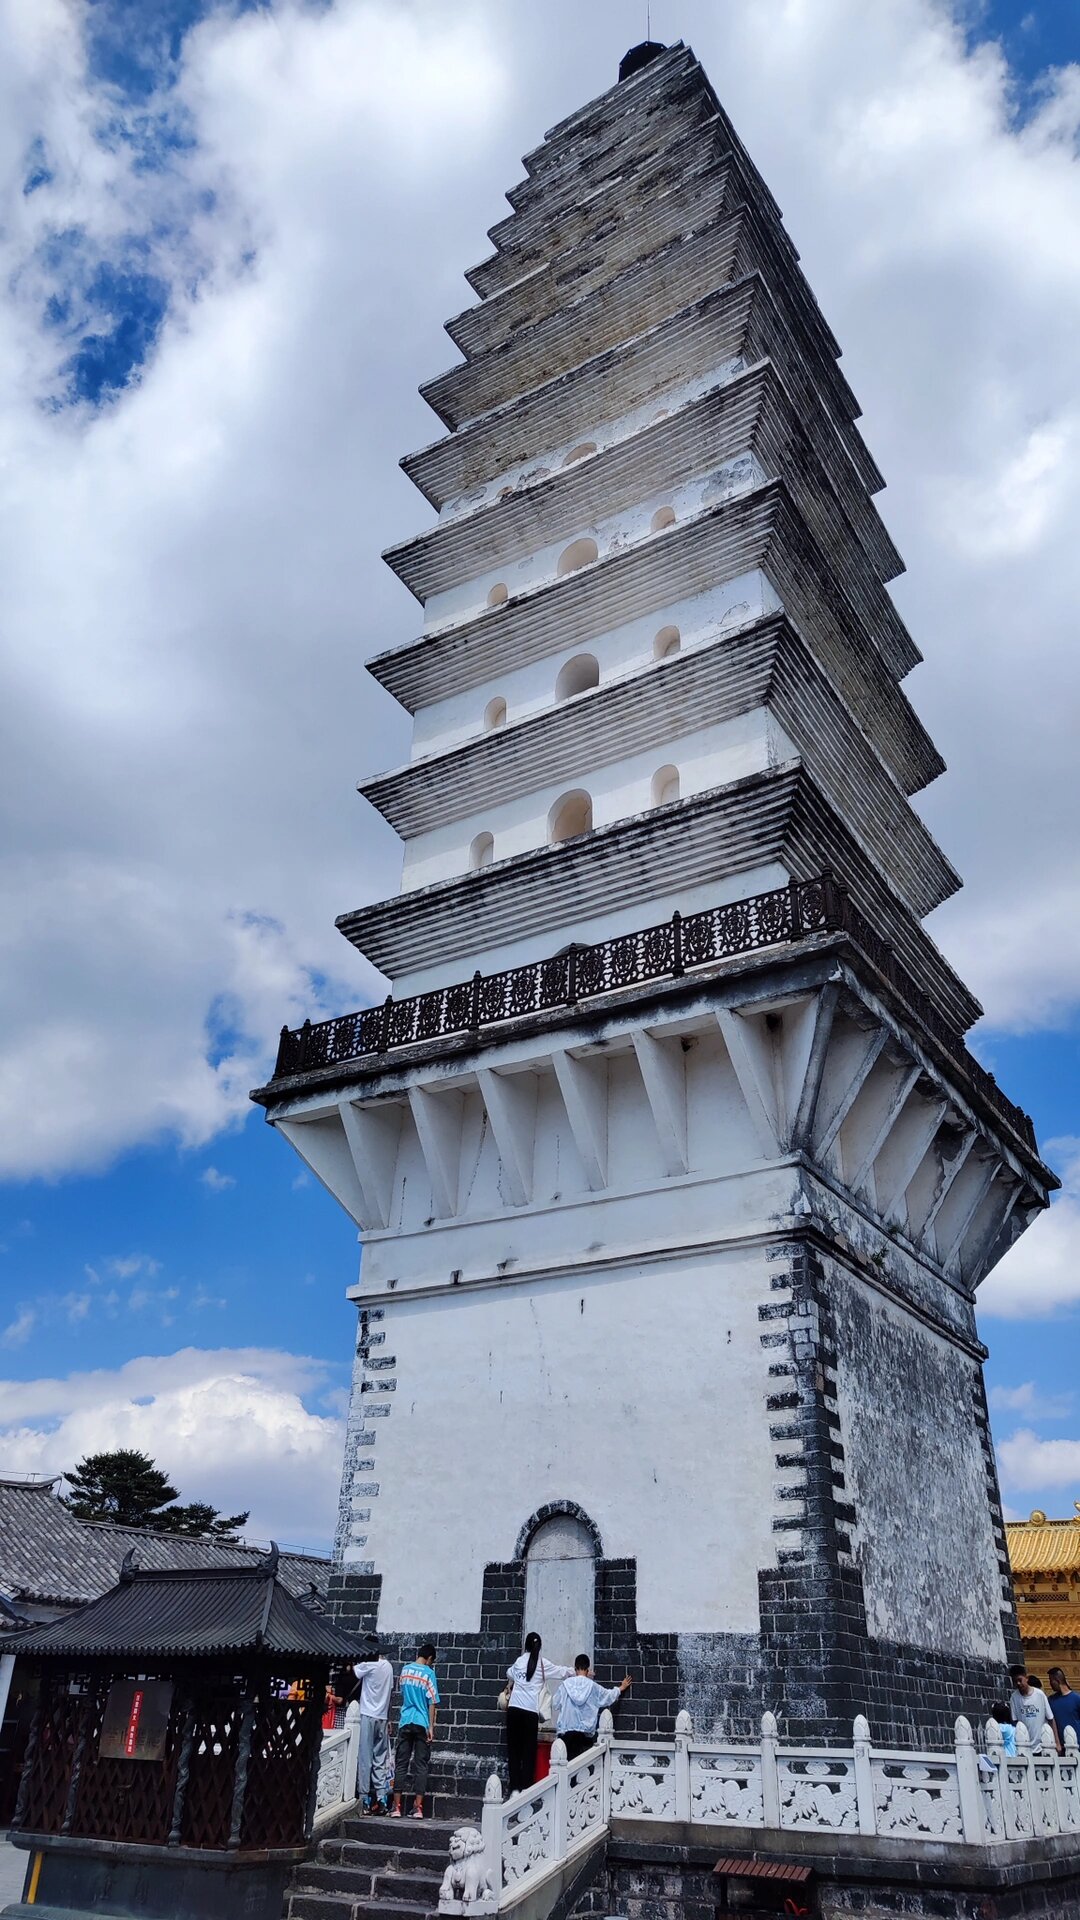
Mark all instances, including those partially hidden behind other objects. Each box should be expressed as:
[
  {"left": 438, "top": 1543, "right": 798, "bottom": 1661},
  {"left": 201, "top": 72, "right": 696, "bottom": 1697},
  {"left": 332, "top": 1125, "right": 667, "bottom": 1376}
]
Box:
[
  {"left": 577, "top": 1838, "right": 1080, "bottom": 1920},
  {"left": 328, "top": 1553, "right": 1014, "bottom": 1795}
]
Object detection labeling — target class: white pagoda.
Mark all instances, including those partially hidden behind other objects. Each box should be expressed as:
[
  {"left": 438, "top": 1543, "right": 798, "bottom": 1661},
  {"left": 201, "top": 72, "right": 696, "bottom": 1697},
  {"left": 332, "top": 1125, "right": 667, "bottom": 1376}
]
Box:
[{"left": 254, "top": 40, "right": 1055, "bottom": 1764}]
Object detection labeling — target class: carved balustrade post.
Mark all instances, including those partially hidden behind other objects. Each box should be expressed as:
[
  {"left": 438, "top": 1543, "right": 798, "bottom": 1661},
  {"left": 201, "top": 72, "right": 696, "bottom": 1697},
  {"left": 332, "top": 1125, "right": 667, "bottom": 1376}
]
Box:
[
  {"left": 598, "top": 1708, "right": 614, "bottom": 1824},
  {"left": 982, "top": 1718, "right": 1006, "bottom": 1839},
  {"left": 1058, "top": 1725, "right": 1080, "bottom": 1833},
  {"left": 953, "top": 1716, "right": 985, "bottom": 1844},
  {"left": 760, "top": 1711, "right": 781, "bottom": 1832},
  {"left": 671, "top": 910, "right": 684, "bottom": 978},
  {"left": 673, "top": 1710, "right": 692, "bottom": 1823},
  {"left": 851, "top": 1714, "right": 876, "bottom": 1837},
  {"left": 344, "top": 1700, "right": 362, "bottom": 1808},
  {"left": 1012, "top": 1722, "right": 1036, "bottom": 1839},
  {"left": 480, "top": 1773, "right": 504, "bottom": 1905},
  {"left": 550, "top": 1737, "right": 569, "bottom": 1861}
]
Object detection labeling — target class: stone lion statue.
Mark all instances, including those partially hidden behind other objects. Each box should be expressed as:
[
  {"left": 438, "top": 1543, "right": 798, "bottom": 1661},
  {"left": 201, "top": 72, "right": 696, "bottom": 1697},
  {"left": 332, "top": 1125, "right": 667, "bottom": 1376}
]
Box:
[{"left": 438, "top": 1825, "right": 496, "bottom": 1914}]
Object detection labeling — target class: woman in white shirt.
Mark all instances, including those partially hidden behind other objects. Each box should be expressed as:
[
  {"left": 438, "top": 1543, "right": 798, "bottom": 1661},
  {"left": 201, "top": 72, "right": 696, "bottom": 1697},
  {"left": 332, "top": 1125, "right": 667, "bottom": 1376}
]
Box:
[{"left": 505, "top": 1633, "right": 573, "bottom": 1791}]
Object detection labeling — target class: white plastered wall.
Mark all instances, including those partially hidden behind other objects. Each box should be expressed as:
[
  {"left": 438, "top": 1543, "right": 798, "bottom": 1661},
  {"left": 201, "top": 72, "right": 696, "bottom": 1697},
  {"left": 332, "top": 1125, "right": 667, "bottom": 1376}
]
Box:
[
  {"left": 400, "top": 710, "right": 795, "bottom": 892},
  {"left": 409, "top": 572, "right": 780, "bottom": 761},
  {"left": 358, "top": 1249, "right": 778, "bottom": 1637}
]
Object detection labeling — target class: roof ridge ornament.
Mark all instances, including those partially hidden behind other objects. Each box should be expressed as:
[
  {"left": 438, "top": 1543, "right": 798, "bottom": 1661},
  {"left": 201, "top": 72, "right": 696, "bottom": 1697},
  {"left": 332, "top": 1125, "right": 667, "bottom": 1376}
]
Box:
[
  {"left": 258, "top": 1540, "right": 280, "bottom": 1577},
  {"left": 119, "top": 1547, "right": 139, "bottom": 1583}
]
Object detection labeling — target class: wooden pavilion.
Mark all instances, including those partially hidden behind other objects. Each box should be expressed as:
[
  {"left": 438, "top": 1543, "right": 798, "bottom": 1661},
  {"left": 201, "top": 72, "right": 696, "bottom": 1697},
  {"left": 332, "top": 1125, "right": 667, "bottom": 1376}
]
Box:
[{"left": 2, "top": 1545, "right": 361, "bottom": 1919}]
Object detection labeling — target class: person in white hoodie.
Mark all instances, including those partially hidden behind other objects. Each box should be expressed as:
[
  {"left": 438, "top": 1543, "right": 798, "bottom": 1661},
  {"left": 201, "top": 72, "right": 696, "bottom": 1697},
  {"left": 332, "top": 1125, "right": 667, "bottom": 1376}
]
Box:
[{"left": 553, "top": 1655, "right": 632, "bottom": 1761}]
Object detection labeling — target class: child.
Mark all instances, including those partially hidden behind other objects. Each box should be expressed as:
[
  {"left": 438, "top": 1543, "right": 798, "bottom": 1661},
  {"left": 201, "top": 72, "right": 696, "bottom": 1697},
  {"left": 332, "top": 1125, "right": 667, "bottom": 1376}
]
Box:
[{"left": 978, "top": 1700, "right": 1018, "bottom": 1774}]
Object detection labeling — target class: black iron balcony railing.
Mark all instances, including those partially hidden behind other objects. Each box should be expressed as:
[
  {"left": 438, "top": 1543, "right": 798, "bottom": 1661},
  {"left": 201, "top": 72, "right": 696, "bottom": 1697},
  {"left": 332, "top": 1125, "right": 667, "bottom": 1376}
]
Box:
[{"left": 270, "top": 874, "right": 1036, "bottom": 1152}]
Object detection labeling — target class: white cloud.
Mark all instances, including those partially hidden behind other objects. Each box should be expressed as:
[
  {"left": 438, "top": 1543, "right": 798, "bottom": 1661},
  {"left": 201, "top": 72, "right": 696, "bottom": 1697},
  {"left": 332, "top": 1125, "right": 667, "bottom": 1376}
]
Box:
[
  {"left": 0, "top": 1345, "right": 344, "bottom": 1548},
  {"left": 1, "top": 1307, "right": 35, "bottom": 1348},
  {"left": 199, "top": 1166, "right": 235, "bottom": 1192},
  {"left": 998, "top": 1428, "right": 1080, "bottom": 1496},
  {"left": 105, "top": 1254, "right": 162, "bottom": 1281},
  {"left": 989, "top": 1380, "right": 1074, "bottom": 1419},
  {"left": 980, "top": 1140, "right": 1080, "bottom": 1318},
  {"left": 0, "top": 0, "right": 1078, "bottom": 1182}
]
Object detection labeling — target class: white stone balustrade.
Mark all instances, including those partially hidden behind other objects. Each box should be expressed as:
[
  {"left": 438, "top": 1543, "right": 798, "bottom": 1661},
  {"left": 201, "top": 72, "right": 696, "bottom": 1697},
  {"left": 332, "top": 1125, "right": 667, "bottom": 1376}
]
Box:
[
  {"left": 313, "top": 1701, "right": 363, "bottom": 1833},
  {"left": 441, "top": 1712, "right": 1080, "bottom": 1912}
]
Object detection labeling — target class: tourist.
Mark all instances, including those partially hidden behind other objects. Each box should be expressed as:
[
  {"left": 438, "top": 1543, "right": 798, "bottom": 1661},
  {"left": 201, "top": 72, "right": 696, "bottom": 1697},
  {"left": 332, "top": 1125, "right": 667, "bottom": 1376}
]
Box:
[
  {"left": 391, "top": 1642, "right": 439, "bottom": 1819},
  {"left": 990, "top": 1701, "right": 1017, "bottom": 1756},
  {"left": 352, "top": 1634, "right": 394, "bottom": 1814},
  {"left": 553, "top": 1656, "right": 632, "bottom": 1760},
  {"left": 1047, "top": 1669, "right": 1080, "bottom": 1746},
  {"left": 504, "top": 1633, "right": 574, "bottom": 1791},
  {"left": 1009, "top": 1664, "right": 1061, "bottom": 1753}
]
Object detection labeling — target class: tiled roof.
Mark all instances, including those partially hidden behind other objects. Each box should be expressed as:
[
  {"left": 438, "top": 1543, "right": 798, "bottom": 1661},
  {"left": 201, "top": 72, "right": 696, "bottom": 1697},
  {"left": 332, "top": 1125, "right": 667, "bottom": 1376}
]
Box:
[
  {"left": 1017, "top": 1605, "right": 1080, "bottom": 1644},
  {"left": 1007, "top": 1518, "right": 1080, "bottom": 1575},
  {"left": 0, "top": 1477, "right": 329, "bottom": 1611},
  {"left": 4, "top": 1560, "right": 361, "bottom": 1662}
]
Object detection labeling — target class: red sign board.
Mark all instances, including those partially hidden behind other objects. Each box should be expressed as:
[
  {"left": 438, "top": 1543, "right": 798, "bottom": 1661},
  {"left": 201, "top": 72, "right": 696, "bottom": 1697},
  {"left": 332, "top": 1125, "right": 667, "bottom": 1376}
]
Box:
[{"left": 99, "top": 1680, "right": 174, "bottom": 1762}]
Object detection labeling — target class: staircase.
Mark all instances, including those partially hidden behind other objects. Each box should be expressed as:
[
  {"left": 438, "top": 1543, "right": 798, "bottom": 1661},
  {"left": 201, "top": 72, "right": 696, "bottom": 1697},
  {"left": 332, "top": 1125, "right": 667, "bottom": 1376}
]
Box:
[{"left": 285, "top": 1811, "right": 455, "bottom": 1920}]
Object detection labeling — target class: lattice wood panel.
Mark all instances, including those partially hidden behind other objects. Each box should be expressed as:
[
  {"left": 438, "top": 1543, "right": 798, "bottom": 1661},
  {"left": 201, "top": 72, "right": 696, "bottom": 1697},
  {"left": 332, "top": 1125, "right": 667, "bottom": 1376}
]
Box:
[
  {"left": 241, "top": 1696, "right": 321, "bottom": 1850},
  {"left": 70, "top": 1688, "right": 179, "bottom": 1845},
  {"left": 181, "top": 1694, "right": 240, "bottom": 1850},
  {"left": 17, "top": 1682, "right": 81, "bottom": 1833}
]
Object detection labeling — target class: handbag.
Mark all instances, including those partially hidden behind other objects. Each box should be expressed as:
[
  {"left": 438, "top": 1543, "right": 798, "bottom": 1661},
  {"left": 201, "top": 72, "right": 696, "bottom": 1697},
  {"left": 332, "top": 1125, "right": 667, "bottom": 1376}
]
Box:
[{"left": 497, "top": 1683, "right": 512, "bottom": 1711}]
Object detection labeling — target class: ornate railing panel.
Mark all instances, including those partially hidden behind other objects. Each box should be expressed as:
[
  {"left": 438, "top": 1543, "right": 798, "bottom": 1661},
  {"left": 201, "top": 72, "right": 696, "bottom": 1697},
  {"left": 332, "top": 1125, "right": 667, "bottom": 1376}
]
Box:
[
  {"left": 436, "top": 1716, "right": 1080, "bottom": 1915},
  {"left": 270, "top": 875, "right": 1036, "bottom": 1151},
  {"left": 312, "top": 1704, "right": 362, "bottom": 1833}
]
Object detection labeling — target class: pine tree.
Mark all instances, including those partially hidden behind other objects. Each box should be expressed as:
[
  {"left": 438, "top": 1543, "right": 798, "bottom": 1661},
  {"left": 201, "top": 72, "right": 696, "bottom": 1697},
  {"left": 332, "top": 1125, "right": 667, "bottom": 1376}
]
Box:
[{"left": 62, "top": 1449, "right": 249, "bottom": 1540}]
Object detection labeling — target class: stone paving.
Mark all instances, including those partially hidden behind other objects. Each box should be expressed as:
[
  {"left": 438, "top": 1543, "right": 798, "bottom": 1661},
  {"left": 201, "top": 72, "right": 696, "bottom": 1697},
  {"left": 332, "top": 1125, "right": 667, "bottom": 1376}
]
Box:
[{"left": 0, "top": 1838, "right": 27, "bottom": 1909}]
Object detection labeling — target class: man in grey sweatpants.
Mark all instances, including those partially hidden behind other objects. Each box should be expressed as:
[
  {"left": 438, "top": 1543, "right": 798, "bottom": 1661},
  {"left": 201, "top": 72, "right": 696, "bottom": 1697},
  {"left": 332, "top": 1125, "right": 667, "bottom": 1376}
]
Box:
[{"left": 352, "top": 1636, "right": 394, "bottom": 1812}]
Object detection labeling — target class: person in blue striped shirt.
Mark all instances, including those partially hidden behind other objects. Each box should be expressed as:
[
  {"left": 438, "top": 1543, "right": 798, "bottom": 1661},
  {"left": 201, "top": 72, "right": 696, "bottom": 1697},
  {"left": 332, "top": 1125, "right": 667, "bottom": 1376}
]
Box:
[{"left": 392, "top": 1644, "right": 440, "bottom": 1819}]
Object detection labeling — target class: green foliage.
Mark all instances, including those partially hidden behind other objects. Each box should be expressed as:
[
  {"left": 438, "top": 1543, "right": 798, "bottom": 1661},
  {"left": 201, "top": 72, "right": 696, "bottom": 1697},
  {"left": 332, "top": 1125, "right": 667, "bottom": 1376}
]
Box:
[{"left": 62, "top": 1448, "right": 249, "bottom": 1541}]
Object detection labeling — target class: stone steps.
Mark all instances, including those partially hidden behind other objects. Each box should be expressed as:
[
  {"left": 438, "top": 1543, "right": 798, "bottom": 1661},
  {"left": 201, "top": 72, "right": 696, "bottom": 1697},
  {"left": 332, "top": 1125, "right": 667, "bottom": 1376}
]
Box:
[{"left": 284, "top": 1814, "right": 456, "bottom": 1920}]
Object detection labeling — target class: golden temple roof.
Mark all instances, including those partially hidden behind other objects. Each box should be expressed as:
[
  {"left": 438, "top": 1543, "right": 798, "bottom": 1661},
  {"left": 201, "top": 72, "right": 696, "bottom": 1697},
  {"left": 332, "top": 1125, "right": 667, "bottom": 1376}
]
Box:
[
  {"left": 1017, "top": 1605, "right": 1080, "bottom": 1644},
  {"left": 1007, "top": 1511, "right": 1080, "bottom": 1574}
]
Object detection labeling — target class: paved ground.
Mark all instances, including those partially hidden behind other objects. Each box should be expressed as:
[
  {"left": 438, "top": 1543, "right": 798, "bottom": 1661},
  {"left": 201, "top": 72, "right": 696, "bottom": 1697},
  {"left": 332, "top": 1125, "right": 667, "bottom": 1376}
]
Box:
[{"left": 0, "top": 1838, "right": 27, "bottom": 1907}]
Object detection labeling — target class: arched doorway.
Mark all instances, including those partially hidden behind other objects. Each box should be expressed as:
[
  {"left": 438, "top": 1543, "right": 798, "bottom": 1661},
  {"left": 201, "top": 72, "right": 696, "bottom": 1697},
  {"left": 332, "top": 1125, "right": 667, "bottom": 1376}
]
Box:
[{"left": 522, "top": 1511, "right": 598, "bottom": 1668}]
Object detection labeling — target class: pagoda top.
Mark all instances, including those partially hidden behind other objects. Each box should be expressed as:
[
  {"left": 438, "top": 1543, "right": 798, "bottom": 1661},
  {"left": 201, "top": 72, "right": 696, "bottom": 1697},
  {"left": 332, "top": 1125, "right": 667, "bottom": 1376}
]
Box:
[{"left": 618, "top": 39, "right": 667, "bottom": 83}]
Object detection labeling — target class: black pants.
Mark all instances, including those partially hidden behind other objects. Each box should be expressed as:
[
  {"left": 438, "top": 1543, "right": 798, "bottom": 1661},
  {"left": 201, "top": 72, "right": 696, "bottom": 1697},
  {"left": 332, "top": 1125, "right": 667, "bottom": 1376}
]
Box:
[
  {"left": 562, "top": 1730, "right": 594, "bottom": 1762},
  {"left": 506, "top": 1706, "right": 539, "bottom": 1791},
  {"left": 395, "top": 1724, "right": 430, "bottom": 1800}
]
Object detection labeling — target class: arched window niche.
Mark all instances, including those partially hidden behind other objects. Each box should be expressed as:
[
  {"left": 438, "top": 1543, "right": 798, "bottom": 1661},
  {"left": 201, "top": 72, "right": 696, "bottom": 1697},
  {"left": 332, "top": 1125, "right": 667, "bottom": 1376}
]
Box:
[
  {"left": 554, "top": 654, "right": 599, "bottom": 703},
  {"left": 650, "top": 505, "right": 676, "bottom": 533},
  {"left": 519, "top": 1505, "right": 600, "bottom": 1668},
  {"left": 557, "top": 536, "right": 598, "bottom": 576},
  {"left": 549, "top": 789, "right": 592, "bottom": 844},
  {"left": 654, "top": 624, "right": 680, "bottom": 660},
  {"left": 487, "top": 581, "right": 508, "bottom": 608},
  {"left": 651, "top": 765, "right": 680, "bottom": 807},
  {"left": 484, "top": 696, "right": 507, "bottom": 731},
  {"left": 470, "top": 831, "right": 494, "bottom": 870}
]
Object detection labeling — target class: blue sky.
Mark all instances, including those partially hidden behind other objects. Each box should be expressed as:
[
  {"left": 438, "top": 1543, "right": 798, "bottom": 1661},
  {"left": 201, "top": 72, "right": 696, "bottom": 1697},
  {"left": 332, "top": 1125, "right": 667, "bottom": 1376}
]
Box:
[{"left": 1, "top": 0, "right": 1078, "bottom": 1549}]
